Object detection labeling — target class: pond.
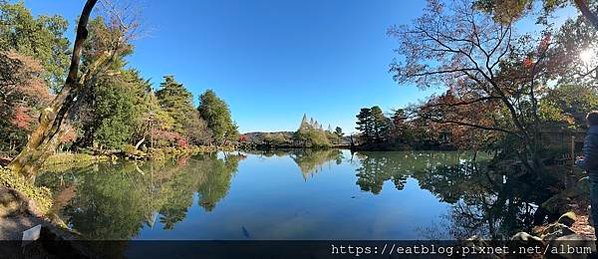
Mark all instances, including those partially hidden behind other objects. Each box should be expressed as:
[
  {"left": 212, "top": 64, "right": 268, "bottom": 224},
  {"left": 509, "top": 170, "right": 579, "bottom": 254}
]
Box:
[{"left": 35, "top": 150, "right": 559, "bottom": 241}]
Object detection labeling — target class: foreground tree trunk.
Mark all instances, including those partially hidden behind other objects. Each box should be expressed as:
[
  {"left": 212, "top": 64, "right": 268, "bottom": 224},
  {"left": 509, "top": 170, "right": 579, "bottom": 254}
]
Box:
[{"left": 8, "top": 0, "right": 99, "bottom": 179}]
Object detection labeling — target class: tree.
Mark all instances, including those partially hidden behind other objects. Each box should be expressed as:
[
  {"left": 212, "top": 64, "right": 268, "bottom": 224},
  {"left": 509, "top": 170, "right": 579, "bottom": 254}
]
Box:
[
  {"left": 474, "top": 0, "right": 598, "bottom": 31},
  {"left": 0, "top": 0, "right": 70, "bottom": 92},
  {"left": 540, "top": 84, "right": 598, "bottom": 128},
  {"left": 334, "top": 127, "right": 344, "bottom": 139},
  {"left": 356, "top": 108, "right": 373, "bottom": 142},
  {"left": 293, "top": 114, "right": 332, "bottom": 147},
  {"left": 70, "top": 16, "right": 143, "bottom": 150},
  {"left": 197, "top": 90, "right": 238, "bottom": 146},
  {"left": 388, "top": 0, "right": 573, "bottom": 173},
  {"left": 9, "top": 0, "right": 101, "bottom": 178},
  {"left": 389, "top": 109, "right": 413, "bottom": 145},
  {"left": 156, "top": 76, "right": 194, "bottom": 134},
  {"left": 0, "top": 51, "right": 51, "bottom": 153},
  {"left": 356, "top": 106, "right": 390, "bottom": 144},
  {"left": 370, "top": 106, "right": 390, "bottom": 142},
  {"left": 79, "top": 70, "right": 150, "bottom": 150},
  {"left": 156, "top": 75, "right": 212, "bottom": 147}
]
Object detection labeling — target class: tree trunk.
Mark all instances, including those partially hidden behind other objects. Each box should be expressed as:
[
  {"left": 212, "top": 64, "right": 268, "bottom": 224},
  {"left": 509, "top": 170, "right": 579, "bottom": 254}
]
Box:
[{"left": 8, "top": 0, "right": 99, "bottom": 179}]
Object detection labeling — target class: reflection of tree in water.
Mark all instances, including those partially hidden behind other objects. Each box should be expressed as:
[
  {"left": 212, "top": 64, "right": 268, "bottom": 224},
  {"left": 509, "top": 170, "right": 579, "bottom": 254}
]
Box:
[
  {"left": 35, "top": 153, "right": 243, "bottom": 239},
  {"left": 196, "top": 154, "right": 241, "bottom": 211},
  {"left": 289, "top": 149, "right": 343, "bottom": 180},
  {"left": 354, "top": 151, "right": 467, "bottom": 195},
  {"left": 354, "top": 152, "right": 561, "bottom": 239},
  {"left": 416, "top": 163, "right": 560, "bottom": 239}
]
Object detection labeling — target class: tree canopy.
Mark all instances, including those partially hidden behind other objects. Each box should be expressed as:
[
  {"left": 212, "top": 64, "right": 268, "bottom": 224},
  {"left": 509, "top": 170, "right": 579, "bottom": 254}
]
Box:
[{"left": 198, "top": 89, "right": 239, "bottom": 146}]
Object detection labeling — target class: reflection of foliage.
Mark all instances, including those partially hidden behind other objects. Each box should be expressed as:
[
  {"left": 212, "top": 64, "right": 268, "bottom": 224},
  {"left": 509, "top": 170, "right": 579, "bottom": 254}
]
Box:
[
  {"left": 354, "top": 151, "right": 472, "bottom": 195},
  {"left": 414, "top": 162, "right": 559, "bottom": 239},
  {"left": 289, "top": 149, "right": 343, "bottom": 180},
  {"left": 35, "top": 153, "right": 242, "bottom": 239},
  {"left": 197, "top": 154, "right": 241, "bottom": 211},
  {"left": 353, "top": 151, "right": 562, "bottom": 239},
  {"left": 60, "top": 163, "right": 155, "bottom": 240}
]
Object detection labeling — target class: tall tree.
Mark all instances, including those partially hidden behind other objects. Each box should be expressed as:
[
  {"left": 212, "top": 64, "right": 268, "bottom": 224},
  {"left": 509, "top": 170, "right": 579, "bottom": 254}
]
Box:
[
  {"left": 155, "top": 75, "right": 211, "bottom": 147},
  {"left": 72, "top": 17, "right": 141, "bottom": 150},
  {"left": 0, "top": 0, "right": 70, "bottom": 92},
  {"left": 197, "top": 90, "right": 238, "bottom": 146},
  {"left": 356, "top": 108, "right": 373, "bottom": 143},
  {"left": 370, "top": 106, "right": 390, "bottom": 142},
  {"left": 388, "top": 0, "right": 576, "bottom": 173},
  {"left": 9, "top": 0, "right": 102, "bottom": 178},
  {"left": 334, "top": 126, "right": 344, "bottom": 139},
  {"left": 0, "top": 51, "right": 51, "bottom": 152}
]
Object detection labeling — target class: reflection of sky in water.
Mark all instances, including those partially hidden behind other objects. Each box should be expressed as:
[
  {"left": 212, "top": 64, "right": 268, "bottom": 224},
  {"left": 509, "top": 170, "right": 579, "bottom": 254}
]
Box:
[{"left": 134, "top": 151, "right": 452, "bottom": 240}]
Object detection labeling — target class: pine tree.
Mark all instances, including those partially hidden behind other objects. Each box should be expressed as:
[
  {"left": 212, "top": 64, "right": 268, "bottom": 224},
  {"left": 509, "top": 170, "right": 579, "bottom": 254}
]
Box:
[{"left": 356, "top": 108, "right": 373, "bottom": 142}]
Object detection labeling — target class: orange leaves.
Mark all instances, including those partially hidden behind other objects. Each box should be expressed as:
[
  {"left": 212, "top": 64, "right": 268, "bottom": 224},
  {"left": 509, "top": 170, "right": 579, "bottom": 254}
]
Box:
[
  {"left": 523, "top": 56, "right": 535, "bottom": 70},
  {"left": 12, "top": 106, "right": 33, "bottom": 130},
  {"left": 1, "top": 51, "right": 52, "bottom": 132}
]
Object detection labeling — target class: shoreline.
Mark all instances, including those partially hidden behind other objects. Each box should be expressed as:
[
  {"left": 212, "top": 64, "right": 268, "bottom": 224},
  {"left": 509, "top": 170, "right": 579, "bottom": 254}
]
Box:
[{"left": 1, "top": 148, "right": 596, "bottom": 251}]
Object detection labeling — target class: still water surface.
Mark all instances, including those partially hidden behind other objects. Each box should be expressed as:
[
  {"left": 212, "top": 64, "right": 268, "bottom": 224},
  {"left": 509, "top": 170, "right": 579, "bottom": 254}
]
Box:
[{"left": 36, "top": 150, "right": 541, "bottom": 240}]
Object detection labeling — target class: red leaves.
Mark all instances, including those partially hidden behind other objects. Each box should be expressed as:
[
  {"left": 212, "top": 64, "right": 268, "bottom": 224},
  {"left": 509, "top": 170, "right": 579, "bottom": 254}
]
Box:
[
  {"left": 1, "top": 51, "right": 52, "bottom": 133},
  {"left": 12, "top": 106, "right": 33, "bottom": 130},
  {"left": 523, "top": 56, "right": 535, "bottom": 70},
  {"left": 60, "top": 123, "right": 78, "bottom": 144},
  {"left": 151, "top": 128, "right": 190, "bottom": 148}
]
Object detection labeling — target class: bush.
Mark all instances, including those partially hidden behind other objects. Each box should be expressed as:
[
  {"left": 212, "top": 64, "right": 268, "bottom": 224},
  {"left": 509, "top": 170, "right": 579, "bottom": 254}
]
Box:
[{"left": 0, "top": 167, "right": 52, "bottom": 215}]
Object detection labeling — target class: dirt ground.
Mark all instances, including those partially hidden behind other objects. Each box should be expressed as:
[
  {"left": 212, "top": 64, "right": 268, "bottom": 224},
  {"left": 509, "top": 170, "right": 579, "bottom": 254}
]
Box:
[{"left": 0, "top": 214, "right": 45, "bottom": 240}]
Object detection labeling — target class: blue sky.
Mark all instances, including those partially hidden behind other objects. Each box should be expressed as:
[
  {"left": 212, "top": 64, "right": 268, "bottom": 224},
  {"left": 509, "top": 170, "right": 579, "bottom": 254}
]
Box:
[{"left": 23, "top": 1, "right": 575, "bottom": 133}]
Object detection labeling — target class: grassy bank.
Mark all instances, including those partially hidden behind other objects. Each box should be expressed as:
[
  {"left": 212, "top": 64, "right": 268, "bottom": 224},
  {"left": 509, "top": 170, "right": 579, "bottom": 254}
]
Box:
[
  {"left": 1, "top": 145, "right": 232, "bottom": 218},
  {"left": 0, "top": 167, "right": 53, "bottom": 215}
]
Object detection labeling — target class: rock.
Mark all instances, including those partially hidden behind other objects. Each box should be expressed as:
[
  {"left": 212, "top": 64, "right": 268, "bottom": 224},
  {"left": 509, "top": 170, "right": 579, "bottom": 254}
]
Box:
[
  {"left": 577, "top": 176, "right": 590, "bottom": 195},
  {"left": 511, "top": 232, "right": 543, "bottom": 242},
  {"left": 542, "top": 193, "right": 571, "bottom": 216},
  {"left": 0, "top": 187, "right": 44, "bottom": 218},
  {"left": 541, "top": 223, "right": 576, "bottom": 241},
  {"left": 558, "top": 211, "right": 577, "bottom": 227}
]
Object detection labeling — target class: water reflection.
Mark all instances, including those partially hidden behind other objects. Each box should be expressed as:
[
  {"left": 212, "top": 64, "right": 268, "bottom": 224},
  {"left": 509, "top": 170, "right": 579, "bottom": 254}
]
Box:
[
  {"left": 354, "top": 152, "right": 474, "bottom": 194},
  {"left": 36, "top": 153, "right": 243, "bottom": 240},
  {"left": 352, "top": 151, "right": 565, "bottom": 240},
  {"left": 419, "top": 163, "right": 559, "bottom": 240},
  {"left": 35, "top": 150, "right": 569, "bottom": 241},
  {"left": 246, "top": 149, "right": 344, "bottom": 179},
  {"left": 289, "top": 149, "right": 343, "bottom": 180}
]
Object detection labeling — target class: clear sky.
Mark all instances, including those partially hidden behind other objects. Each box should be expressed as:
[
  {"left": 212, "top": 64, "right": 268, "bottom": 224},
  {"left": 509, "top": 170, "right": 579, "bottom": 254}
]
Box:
[{"left": 22, "top": 0, "right": 575, "bottom": 134}]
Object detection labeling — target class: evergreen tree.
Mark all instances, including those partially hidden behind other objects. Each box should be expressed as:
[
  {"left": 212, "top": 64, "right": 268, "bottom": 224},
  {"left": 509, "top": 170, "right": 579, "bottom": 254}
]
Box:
[
  {"left": 293, "top": 114, "right": 332, "bottom": 147},
  {"left": 356, "top": 108, "right": 373, "bottom": 142},
  {"left": 91, "top": 71, "right": 145, "bottom": 149},
  {"left": 371, "top": 106, "right": 390, "bottom": 142},
  {"left": 197, "top": 89, "right": 239, "bottom": 146},
  {"left": 156, "top": 75, "right": 212, "bottom": 146},
  {"left": 334, "top": 127, "right": 344, "bottom": 139}
]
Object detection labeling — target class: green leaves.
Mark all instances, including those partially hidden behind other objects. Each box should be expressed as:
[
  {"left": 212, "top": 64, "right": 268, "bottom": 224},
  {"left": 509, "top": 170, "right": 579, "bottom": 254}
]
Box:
[
  {"left": 198, "top": 90, "right": 239, "bottom": 145},
  {"left": 0, "top": 1, "right": 69, "bottom": 92}
]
